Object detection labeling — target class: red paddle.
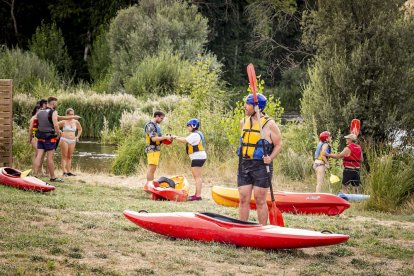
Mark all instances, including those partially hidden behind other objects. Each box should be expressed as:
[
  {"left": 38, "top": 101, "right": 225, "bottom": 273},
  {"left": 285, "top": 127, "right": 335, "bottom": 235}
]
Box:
[
  {"left": 350, "top": 119, "right": 361, "bottom": 137},
  {"left": 247, "top": 63, "right": 284, "bottom": 227}
]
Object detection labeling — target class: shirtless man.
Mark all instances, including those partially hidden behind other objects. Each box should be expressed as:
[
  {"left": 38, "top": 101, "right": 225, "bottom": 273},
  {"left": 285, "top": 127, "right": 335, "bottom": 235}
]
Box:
[{"left": 237, "top": 93, "right": 282, "bottom": 225}]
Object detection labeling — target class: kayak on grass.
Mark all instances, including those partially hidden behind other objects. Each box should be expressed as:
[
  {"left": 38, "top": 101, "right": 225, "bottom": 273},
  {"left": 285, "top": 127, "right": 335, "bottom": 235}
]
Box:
[
  {"left": 0, "top": 167, "right": 55, "bottom": 192},
  {"left": 337, "top": 193, "right": 370, "bottom": 201},
  {"left": 123, "top": 210, "right": 349, "bottom": 249},
  {"left": 144, "top": 175, "right": 190, "bottom": 202},
  {"left": 212, "top": 186, "right": 350, "bottom": 216}
]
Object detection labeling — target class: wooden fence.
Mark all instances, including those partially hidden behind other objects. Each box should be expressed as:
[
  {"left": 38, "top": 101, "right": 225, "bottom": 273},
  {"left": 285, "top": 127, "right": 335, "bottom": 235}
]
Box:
[{"left": 0, "top": 79, "right": 13, "bottom": 167}]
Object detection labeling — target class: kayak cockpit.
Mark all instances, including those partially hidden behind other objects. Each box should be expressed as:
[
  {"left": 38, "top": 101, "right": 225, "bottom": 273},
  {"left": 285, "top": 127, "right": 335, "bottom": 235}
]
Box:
[
  {"left": 2, "top": 167, "right": 21, "bottom": 177},
  {"left": 199, "top": 212, "right": 259, "bottom": 225}
]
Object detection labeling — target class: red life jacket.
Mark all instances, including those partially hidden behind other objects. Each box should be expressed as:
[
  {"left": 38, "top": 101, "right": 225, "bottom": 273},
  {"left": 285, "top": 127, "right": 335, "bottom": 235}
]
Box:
[{"left": 343, "top": 143, "right": 362, "bottom": 168}]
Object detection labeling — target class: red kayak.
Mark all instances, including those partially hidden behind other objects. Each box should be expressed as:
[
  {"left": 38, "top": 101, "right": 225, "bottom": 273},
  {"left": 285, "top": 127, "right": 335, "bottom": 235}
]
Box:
[
  {"left": 0, "top": 167, "right": 55, "bottom": 192},
  {"left": 123, "top": 210, "right": 349, "bottom": 249},
  {"left": 212, "top": 186, "right": 350, "bottom": 216},
  {"left": 144, "top": 176, "right": 189, "bottom": 202}
]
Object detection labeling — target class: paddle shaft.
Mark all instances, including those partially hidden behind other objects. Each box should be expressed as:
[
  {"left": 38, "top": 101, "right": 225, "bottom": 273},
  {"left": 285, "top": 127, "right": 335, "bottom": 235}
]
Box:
[{"left": 254, "top": 105, "right": 276, "bottom": 202}]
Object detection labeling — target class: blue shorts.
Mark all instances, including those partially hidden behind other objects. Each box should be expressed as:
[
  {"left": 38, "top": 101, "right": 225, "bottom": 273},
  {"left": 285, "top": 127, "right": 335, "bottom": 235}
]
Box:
[{"left": 37, "top": 140, "right": 56, "bottom": 151}]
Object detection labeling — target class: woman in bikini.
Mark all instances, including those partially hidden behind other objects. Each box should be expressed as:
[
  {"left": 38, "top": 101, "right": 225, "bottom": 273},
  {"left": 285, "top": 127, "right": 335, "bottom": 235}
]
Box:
[{"left": 58, "top": 108, "right": 82, "bottom": 176}]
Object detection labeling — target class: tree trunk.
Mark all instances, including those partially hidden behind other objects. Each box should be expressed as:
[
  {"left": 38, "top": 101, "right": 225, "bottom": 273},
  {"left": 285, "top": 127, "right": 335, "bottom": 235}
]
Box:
[{"left": 2, "top": 0, "right": 19, "bottom": 36}]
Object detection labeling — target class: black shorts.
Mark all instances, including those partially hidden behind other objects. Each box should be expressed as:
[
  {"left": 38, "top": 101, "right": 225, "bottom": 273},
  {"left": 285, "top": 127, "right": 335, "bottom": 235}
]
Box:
[
  {"left": 342, "top": 168, "right": 361, "bottom": 187},
  {"left": 191, "top": 159, "right": 206, "bottom": 167},
  {"left": 237, "top": 159, "right": 271, "bottom": 188}
]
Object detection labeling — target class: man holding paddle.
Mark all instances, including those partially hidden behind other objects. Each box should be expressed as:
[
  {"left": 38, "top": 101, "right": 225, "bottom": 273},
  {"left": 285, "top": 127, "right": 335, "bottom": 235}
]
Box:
[{"left": 237, "top": 64, "right": 283, "bottom": 226}]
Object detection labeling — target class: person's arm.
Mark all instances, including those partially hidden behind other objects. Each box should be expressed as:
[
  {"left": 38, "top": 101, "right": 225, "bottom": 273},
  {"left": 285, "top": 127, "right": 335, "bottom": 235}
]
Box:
[
  {"left": 58, "top": 115, "right": 80, "bottom": 120},
  {"left": 327, "top": 147, "right": 350, "bottom": 159},
  {"left": 28, "top": 117, "right": 34, "bottom": 144},
  {"left": 174, "top": 136, "right": 187, "bottom": 144},
  {"left": 57, "top": 120, "right": 65, "bottom": 128},
  {"left": 264, "top": 121, "right": 282, "bottom": 164},
  {"left": 52, "top": 111, "right": 61, "bottom": 138},
  {"left": 146, "top": 124, "right": 171, "bottom": 142},
  {"left": 76, "top": 120, "right": 82, "bottom": 140}
]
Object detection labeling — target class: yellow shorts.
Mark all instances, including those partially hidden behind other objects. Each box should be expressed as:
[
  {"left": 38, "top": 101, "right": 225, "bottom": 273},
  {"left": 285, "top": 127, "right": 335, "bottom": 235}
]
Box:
[{"left": 147, "top": 151, "right": 161, "bottom": 166}]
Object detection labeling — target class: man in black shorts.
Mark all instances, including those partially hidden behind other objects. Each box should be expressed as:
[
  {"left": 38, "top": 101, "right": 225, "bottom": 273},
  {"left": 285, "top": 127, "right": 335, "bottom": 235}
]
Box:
[{"left": 237, "top": 94, "right": 282, "bottom": 225}]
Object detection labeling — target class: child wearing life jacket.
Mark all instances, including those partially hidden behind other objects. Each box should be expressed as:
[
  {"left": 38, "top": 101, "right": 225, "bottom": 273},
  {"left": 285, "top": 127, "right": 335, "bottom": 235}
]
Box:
[
  {"left": 314, "top": 131, "right": 332, "bottom": 192},
  {"left": 173, "top": 118, "right": 207, "bottom": 201}
]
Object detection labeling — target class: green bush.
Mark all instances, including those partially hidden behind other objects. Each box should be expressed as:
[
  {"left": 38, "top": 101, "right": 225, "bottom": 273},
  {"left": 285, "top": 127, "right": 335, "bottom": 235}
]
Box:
[
  {"left": 111, "top": 128, "right": 147, "bottom": 176},
  {"left": 278, "top": 148, "right": 313, "bottom": 181},
  {"left": 29, "top": 22, "right": 72, "bottom": 77},
  {"left": 0, "top": 47, "right": 59, "bottom": 92},
  {"left": 365, "top": 149, "right": 414, "bottom": 212},
  {"left": 125, "top": 52, "right": 190, "bottom": 96}
]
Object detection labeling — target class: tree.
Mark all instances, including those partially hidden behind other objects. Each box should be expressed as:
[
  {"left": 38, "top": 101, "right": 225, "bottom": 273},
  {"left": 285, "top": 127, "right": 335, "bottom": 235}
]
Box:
[
  {"left": 107, "top": 0, "right": 209, "bottom": 90},
  {"left": 301, "top": 0, "right": 414, "bottom": 145},
  {"left": 29, "top": 22, "right": 72, "bottom": 77}
]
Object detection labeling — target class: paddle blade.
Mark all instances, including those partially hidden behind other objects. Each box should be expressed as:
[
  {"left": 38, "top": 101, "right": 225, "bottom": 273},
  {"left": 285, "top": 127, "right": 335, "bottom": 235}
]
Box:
[
  {"left": 20, "top": 169, "right": 32, "bottom": 178},
  {"left": 350, "top": 119, "right": 361, "bottom": 137},
  {"left": 268, "top": 202, "right": 284, "bottom": 227},
  {"left": 329, "top": 174, "right": 340, "bottom": 184},
  {"left": 247, "top": 63, "right": 258, "bottom": 101}
]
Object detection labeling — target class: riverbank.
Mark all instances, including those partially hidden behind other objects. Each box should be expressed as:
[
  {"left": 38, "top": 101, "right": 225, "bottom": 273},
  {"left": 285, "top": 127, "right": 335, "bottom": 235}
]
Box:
[{"left": 0, "top": 172, "right": 413, "bottom": 275}]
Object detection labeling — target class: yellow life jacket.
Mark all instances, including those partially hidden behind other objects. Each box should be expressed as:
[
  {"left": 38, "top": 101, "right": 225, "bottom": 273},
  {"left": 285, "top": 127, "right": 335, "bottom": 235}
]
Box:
[
  {"left": 186, "top": 131, "right": 205, "bottom": 155},
  {"left": 144, "top": 121, "right": 161, "bottom": 146},
  {"left": 239, "top": 116, "right": 274, "bottom": 160}
]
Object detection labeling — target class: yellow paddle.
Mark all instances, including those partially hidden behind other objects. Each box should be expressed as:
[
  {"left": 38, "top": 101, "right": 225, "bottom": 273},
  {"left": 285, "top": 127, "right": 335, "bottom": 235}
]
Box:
[{"left": 20, "top": 169, "right": 32, "bottom": 178}]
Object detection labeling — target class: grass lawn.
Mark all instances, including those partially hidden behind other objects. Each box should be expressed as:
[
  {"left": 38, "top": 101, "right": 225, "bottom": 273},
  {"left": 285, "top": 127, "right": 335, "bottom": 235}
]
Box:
[{"left": 0, "top": 172, "right": 413, "bottom": 275}]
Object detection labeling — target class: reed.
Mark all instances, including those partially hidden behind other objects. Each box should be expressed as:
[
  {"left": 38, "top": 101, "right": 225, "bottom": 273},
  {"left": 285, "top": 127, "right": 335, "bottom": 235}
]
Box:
[{"left": 13, "top": 90, "right": 138, "bottom": 138}]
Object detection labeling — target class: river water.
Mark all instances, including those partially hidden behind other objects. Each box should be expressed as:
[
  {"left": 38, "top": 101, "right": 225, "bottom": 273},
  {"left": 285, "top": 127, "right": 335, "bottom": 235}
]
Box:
[{"left": 55, "top": 140, "right": 117, "bottom": 173}]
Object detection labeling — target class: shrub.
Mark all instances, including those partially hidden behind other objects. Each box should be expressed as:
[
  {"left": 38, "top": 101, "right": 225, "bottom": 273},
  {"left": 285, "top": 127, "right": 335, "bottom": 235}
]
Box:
[
  {"left": 365, "top": 149, "right": 414, "bottom": 212},
  {"left": 111, "top": 127, "right": 147, "bottom": 175},
  {"left": 125, "top": 52, "right": 190, "bottom": 97},
  {"left": 0, "top": 47, "right": 59, "bottom": 92}
]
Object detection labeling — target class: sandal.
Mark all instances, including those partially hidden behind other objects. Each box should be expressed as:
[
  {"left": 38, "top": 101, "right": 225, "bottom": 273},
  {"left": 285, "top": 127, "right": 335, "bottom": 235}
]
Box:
[
  {"left": 50, "top": 178, "right": 64, "bottom": 183},
  {"left": 188, "top": 195, "right": 202, "bottom": 201},
  {"left": 67, "top": 172, "right": 76, "bottom": 176}
]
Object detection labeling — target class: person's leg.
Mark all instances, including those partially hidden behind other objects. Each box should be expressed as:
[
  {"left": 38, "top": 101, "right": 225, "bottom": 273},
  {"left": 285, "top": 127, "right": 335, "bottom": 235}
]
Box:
[
  {"left": 66, "top": 142, "right": 76, "bottom": 173},
  {"left": 33, "top": 149, "right": 45, "bottom": 177},
  {"left": 315, "top": 164, "right": 325, "bottom": 192},
  {"left": 147, "top": 165, "right": 157, "bottom": 182},
  {"left": 46, "top": 150, "right": 56, "bottom": 179},
  {"left": 253, "top": 186, "right": 269, "bottom": 225},
  {"left": 238, "top": 185, "right": 253, "bottom": 221},
  {"left": 191, "top": 166, "right": 203, "bottom": 197},
  {"left": 146, "top": 152, "right": 160, "bottom": 182},
  {"left": 60, "top": 140, "right": 69, "bottom": 174}
]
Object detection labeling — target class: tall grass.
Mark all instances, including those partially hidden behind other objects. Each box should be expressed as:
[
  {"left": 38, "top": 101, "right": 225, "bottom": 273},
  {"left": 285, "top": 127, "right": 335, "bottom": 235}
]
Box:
[
  {"left": 13, "top": 90, "right": 138, "bottom": 138},
  {"left": 12, "top": 123, "right": 34, "bottom": 169},
  {"left": 365, "top": 148, "right": 414, "bottom": 212}
]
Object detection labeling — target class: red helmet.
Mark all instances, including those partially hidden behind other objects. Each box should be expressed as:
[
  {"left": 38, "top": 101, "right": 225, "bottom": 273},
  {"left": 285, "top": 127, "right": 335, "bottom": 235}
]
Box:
[{"left": 319, "top": 131, "right": 331, "bottom": 142}]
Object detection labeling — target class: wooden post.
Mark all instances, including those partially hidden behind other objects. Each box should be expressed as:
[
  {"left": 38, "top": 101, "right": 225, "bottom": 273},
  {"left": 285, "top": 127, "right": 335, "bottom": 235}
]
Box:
[{"left": 0, "top": 79, "right": 13, "bottom": 167}]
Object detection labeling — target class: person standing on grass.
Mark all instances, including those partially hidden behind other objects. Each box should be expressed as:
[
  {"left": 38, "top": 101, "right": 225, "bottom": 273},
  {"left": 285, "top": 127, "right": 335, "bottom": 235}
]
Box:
[
  {"left": 327, "top": 133, "right": 363, "bottom": 194},
  {"left": 173, "top": 119, "right": 207, "bottom": 201},
  {"left": 29, "top": 99, "right": 47, "bottom": 172},
  {"left": 237, "top": 94, "right": 282, "bottom": 225},
  {"left": 58, "top": 108, "right": 82, "bottom": 177},
  {"left": 313, "top": 131, "right": 332, "bottom": 192},
  {"left": 33, "top": 97, "right": 63, "bottom": 182},
  {"left": 144, "top": 111, "right": 173, "bottom": 184}
]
